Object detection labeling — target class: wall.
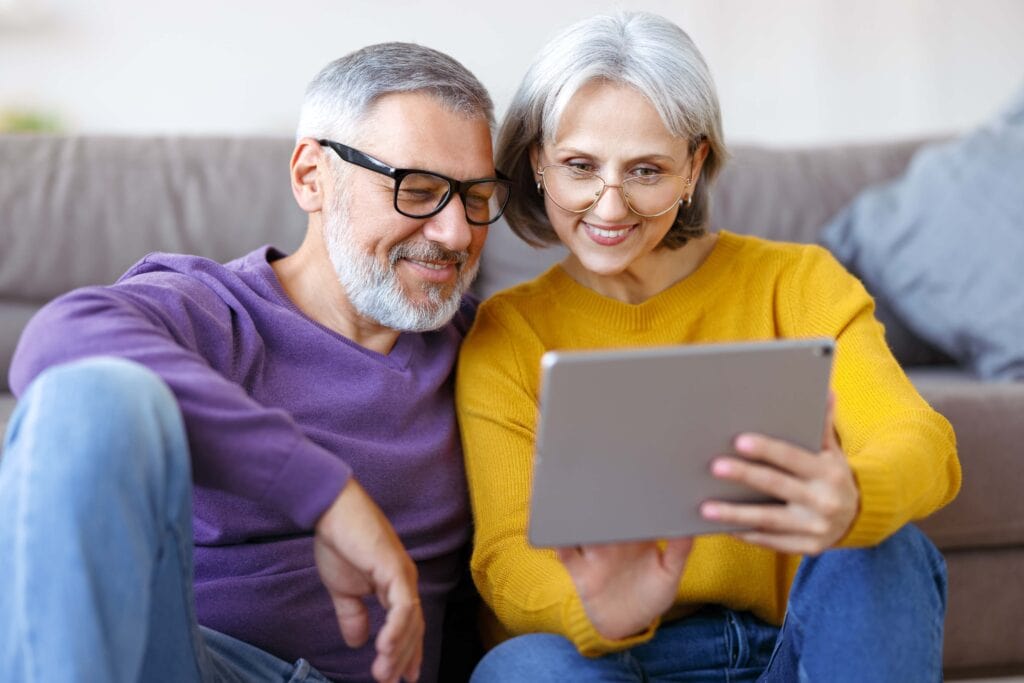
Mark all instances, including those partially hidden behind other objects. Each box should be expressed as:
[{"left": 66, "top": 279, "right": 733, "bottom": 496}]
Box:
[{"left": 1, "top": 0, "right": 1023, "bottom": 145}]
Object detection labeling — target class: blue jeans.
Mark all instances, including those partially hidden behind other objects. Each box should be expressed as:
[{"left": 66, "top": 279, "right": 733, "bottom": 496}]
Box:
[
  {"left": 472, "top": 527, "right": 947, "bottom": 682},
  {"left": 0, "top": 357, "right": 331, "bottom": 683}
]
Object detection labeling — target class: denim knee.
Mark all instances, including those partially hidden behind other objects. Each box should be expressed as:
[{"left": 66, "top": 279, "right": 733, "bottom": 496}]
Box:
[
  {"left": 5, "top": 356, "right": 189, "bottom": 498},
  {"left": 24, "top": 355, "right": 177, "bottom": 422},
  {"left": 876, "top": 524, "right": 948, "bottom": 610},
  {"left": 471, "top": 633, "right": 622, "bottom": 683},
  {"left": 795, "top": 524, "right": 945, "bottom": 598}
]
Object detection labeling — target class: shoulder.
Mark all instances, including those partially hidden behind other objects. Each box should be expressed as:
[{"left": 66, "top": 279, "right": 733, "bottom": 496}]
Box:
[
  {"left": 114, "top": 247, "right": 276, "bottom": 309},
  {"left": 475, "top": 265, "right": 566, "bottom": 325},
  {"left": 460, "top": 271, "right": 561, "bottom": 375},
  {"left": 720, "top": 231, "right": 834, "bottom": 266},
  {"left": 718, "top": 232, "right": 855, "bottom": 287}
]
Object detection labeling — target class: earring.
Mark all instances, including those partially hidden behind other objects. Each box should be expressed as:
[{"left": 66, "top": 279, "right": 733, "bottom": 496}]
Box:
[
  {"left": 679, "top": 195, "right": 693, "bottom": 208},
  {"left": 536, "top": 180, "right": 543, "bottom": 196}
]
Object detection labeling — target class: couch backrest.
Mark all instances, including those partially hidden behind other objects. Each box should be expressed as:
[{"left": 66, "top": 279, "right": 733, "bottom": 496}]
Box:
[
  {"left": 0, "top": 135, "right": 306, "bottom": 392},
  {"left": 0, "top": 134, "right": 928, "bottom": 393}
]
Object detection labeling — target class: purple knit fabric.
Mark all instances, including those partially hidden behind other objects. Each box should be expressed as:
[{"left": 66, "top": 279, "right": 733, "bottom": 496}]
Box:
[{"left": 10, "top": 246, "right": 474, "bottom": 682}]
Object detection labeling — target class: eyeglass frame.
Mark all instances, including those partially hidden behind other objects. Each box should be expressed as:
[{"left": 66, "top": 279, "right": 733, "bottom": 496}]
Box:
[
  {"left": 536, "top": 164, "right": 692, "bottom": 218},
  {"left": 317, "top": 139, "right": 513, "bottom": 226}
]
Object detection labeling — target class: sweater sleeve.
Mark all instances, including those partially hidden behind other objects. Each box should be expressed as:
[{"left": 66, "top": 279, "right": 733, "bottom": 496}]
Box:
[
  {"left": 455, "top": 300, "right": 658, "bottom": 657},
  {"left": 780, "top": 247, "right": 961, "bottom": 547},
  {"left": 9, "top": 272, "right": 350, "bottom": 529}
]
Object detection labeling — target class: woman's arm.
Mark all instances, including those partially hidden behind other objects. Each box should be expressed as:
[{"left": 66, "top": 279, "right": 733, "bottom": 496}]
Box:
[
  {"left": 456, "top": 301, "right": 679, "bottom": 655},
  {"left": 700, "top": 247, "right": 960, "bottom": 551}
]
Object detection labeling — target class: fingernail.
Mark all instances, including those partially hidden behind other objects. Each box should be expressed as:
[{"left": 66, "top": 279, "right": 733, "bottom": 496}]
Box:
[
  {"left": 735, "top": 434, "right": 756, "bottom": 452},
  {"left": 712, "top": 459, "right": 733, "bottom": 476},
  {"left": 702, "top": 503, "right": 720, "bottom": 519}
]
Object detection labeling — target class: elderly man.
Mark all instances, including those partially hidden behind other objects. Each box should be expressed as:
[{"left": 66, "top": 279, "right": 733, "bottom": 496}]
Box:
[{"left": 0, "top": 43, "right": 509, "bottom": 683}]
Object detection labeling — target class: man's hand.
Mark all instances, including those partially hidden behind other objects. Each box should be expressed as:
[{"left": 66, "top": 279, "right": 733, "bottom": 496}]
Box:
[
  {"left": 314, "top": 479, "right": 424, "bottom": 683},
  {"left": 700, "top": 392, "right": 860, "bottom": 555},
  {"left": 556, "top": 537, "right": 693, "bottom": 640}
]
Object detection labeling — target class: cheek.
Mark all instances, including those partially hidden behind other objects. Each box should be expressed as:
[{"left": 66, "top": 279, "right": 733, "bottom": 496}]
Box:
[
  {"left": 467, "top": 228, "right": 488, "bottom": 260},
  {"left": 644, "top": 213, "right": 677, "bottom": 245},
  {"left": 545, "top": 202, "right": 576, "bottom": 241}
]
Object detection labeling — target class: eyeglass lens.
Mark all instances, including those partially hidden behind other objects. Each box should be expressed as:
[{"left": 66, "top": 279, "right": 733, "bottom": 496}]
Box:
[
  {"left": 397, "top": 173, "right": 510, "bottom": 225},
  {"left": 542, "top": 166, "right": 687, "bottom": 217}
]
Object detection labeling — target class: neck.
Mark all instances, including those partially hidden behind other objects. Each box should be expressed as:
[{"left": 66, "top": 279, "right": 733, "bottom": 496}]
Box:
[
  {"left": 271, "top": 217, "right": 401, "bottom": 355},
  {"left": 563, "top": 232, "right": 719, "bottom": 304}
]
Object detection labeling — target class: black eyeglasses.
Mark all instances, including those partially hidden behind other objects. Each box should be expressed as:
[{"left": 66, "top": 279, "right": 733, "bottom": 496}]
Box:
[{"left": 318, "top": 139, "right": 512, "bottom": 226}]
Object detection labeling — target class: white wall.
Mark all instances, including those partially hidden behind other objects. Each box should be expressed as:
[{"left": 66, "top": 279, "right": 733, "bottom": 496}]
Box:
[{"left": 1, "top": 0, "right": 1023, "bottom": 145}]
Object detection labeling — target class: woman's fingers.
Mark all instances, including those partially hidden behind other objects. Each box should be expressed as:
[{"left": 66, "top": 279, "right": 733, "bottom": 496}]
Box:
[{"left": 709, "top": 456, "right": 813, "bottom": 506}]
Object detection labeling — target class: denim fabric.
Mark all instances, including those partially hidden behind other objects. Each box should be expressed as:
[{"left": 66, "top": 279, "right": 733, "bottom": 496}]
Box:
[
  {"left": 0, "top": 357, "right": 330, "bottom": 683},
  {"left": 471, "top": 526, "right": 946, "bottom": 683}
]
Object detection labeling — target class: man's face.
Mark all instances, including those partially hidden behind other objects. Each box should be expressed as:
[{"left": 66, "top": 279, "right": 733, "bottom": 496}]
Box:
[{"left": 322, "top": 92, "right": 494, "bottom": 332}]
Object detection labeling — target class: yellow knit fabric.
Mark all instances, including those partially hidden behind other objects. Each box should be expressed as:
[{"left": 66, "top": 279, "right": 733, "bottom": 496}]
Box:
[{"left": 455, "top": 231, "right": 960, "bottom": 658}]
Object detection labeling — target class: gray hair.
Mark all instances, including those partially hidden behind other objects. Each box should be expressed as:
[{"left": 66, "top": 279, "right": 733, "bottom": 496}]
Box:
[
  {"left": 496, "top": 12, "right": 727, "bottom": 249},
  {"left": 297, "top": 42, "right": 494, "bottom": 146}
]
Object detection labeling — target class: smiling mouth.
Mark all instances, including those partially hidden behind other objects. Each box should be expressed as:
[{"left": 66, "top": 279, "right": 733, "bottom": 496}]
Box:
[
  {"left": 583, "top": 222, "right": 636, "bottom": 243},
  {"left": 407, "top": 259, "right": 455, "bottom": 271}
]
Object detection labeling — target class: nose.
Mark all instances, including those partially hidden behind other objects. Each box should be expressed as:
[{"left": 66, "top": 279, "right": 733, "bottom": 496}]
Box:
[
  {"left": 590, "top": 181, "right": 633, "bottom": 221},
  {"left": 421, "top": 194, "right": 474, "bottom": 252}
]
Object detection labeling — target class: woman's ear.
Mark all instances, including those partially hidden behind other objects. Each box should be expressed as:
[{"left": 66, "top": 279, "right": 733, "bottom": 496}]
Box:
[
  {"left": 688, "top": 140, "right": 711, "bottom": 183},
  {"left": 528, "top": 143, "right": 541, "bottom": 179},
  {"left": 290, "top": 137, "right": 325, "bottom": 213}
]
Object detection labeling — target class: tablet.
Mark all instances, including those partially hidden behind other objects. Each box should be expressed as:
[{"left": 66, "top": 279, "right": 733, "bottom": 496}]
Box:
[{"left": 528, "top": 337, "right": 835, "bottom": 547}]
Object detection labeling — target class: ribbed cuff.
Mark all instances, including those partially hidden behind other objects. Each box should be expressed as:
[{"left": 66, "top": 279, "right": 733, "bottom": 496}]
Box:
[
  {"left": 562, "top": 595, "right": 660, "bottom": 658},
  {"left": 262, "top": 435, "right": 352, "bottom": 528},
  {"left": 838, "top": 456, "right": 902, "bottom": 548}
]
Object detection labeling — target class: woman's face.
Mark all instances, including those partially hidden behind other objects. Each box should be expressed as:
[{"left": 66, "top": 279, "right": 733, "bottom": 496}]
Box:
[{"left": 531, "top": 81, "right": 707, "bottom": 281}]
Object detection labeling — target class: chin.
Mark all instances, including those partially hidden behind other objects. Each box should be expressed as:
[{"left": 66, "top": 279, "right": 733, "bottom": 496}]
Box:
[{"left": 575, "top": 253, "right": 635, "bottom": 277}]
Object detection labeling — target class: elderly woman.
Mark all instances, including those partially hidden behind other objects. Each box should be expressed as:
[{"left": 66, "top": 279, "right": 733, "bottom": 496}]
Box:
[{"left": 456, "top": 11, "right": 960, "bottom": 682}]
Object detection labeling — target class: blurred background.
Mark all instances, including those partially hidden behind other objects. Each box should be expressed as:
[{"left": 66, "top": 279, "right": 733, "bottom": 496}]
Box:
[{"left": 1, "top": 0, "right": 1022, "bottom": 145}]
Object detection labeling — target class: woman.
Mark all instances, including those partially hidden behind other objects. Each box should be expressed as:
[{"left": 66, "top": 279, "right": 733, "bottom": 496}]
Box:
[{"left": 456, "top": 12, "right": 960, "bottom": 682}]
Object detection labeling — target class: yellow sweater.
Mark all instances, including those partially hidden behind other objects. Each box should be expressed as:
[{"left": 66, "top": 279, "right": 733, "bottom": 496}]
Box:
[{"left": 455, "top": 231, "right": 960, "bottom": 657}]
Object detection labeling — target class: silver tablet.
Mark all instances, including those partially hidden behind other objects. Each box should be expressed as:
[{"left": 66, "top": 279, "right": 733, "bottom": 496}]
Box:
[{"left": 528, "top": 337, "right": 835, "bottom": 547}]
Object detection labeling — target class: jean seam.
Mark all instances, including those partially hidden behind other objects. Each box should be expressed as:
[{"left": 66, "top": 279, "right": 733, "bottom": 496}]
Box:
[
  {"left": 151, "top": 400, "right": 207, "bottom": 682},
  {"left": 757, "top": 610, "right": 794, "bottom": 680},
  {"left": 14, "top": 405, "right": 39, "bottom": 683}
]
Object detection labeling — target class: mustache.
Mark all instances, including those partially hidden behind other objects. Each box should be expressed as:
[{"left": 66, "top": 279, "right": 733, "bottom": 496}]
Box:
[{"left": 389, "top": 241, "right": 469, "bottom": 267}]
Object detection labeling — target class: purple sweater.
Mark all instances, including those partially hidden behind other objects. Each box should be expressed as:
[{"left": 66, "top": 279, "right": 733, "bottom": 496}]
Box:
[{"left": 10, "top": 246, "right": 474, "bottom": 682}]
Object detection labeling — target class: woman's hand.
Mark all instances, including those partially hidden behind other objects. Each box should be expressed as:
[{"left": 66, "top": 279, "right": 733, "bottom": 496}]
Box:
[
  {"left": 556, "top": 537, "right": 693, "bottom": 640},
  {"left": 700, "top": 393, "right": 859, "bottom": 555}
]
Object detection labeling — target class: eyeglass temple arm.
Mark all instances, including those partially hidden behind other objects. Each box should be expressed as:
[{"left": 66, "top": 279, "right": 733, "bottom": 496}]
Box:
[{"left": 317, "top": 140, "right": 396, "bottom": 177}]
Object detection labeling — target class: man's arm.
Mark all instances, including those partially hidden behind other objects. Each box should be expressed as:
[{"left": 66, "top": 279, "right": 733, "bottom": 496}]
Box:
[
  {"left": 12, "top": 273, "right": 427, "bottom": 681},
  {"left": 10, "top": 275, "right": 349, "bottom": 528}
]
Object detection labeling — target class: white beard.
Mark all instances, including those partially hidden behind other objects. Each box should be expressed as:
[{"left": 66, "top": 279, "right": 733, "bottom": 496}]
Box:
[{"left": 323, "top": 193, "right": 478, "bottom": 332}]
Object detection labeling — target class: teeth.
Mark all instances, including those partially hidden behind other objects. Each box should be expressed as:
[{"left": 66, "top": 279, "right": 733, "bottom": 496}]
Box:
[
  {"left": 410, "top": 260, "right": 449, "bottom": 270},
  {"left": 589, "top": 225, "right": 633, "bottom": 239}
]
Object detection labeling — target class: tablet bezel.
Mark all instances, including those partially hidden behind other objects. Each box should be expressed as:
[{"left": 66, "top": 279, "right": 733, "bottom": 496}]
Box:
[{"left": 528, "top": 337, "right": 835, "bottom": 547}]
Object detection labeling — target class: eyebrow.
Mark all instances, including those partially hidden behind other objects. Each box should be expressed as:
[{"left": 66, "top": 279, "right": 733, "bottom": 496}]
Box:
[{"left": 553, "top": 146, "right": 680, "bottom": 165}]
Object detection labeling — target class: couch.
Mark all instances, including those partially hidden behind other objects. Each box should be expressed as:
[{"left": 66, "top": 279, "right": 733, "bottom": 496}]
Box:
[{"left": 1, "top": 134, "right": 1021, "bottom": 677}]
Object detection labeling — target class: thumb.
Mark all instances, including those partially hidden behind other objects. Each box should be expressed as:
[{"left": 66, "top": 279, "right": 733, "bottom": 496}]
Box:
[
  {"left": 331, "top": 594, "right": 370, "bottom": 648},
  {"left": 661, "top": 537, "right": 693, "bottom": 576},
  {"left": 555, "top": 545, "right": 583, "bottom": 570}
]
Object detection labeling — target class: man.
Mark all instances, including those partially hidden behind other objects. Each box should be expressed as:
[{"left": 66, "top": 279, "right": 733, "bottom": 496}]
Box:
[{"left": 0, "top": 43, "right": 510, "bottom": 683}]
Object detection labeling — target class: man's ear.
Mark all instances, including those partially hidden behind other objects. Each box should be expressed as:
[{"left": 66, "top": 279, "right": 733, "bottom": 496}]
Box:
[{"left": 291, "top": 137, "right": 325, "bottom": 213}]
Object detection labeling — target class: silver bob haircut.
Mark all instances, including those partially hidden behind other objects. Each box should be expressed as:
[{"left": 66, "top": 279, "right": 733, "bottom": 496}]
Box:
[
  {"left": 296, "top": 42, "right": 494, "bottom": 145},
  {"left": 496, "top": 12, "right": 727, "bottom": 249}
]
